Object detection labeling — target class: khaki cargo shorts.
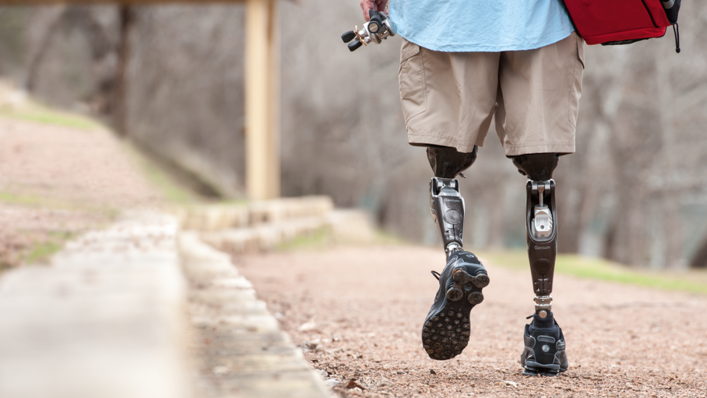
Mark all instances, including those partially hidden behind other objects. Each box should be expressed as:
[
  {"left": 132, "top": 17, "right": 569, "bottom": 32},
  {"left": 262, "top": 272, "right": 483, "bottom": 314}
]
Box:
[{"left": 398, "top": 32, "right": 585, "bottom": 156}]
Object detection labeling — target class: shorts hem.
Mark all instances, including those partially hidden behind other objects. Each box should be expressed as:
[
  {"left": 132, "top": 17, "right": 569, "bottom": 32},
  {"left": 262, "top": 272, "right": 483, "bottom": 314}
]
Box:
[
  {"left": 408, "top": 133, "right": 480, "bottom": 153},
  {"left": 503, "top": 143, "right": 575, "bottom": 157}
]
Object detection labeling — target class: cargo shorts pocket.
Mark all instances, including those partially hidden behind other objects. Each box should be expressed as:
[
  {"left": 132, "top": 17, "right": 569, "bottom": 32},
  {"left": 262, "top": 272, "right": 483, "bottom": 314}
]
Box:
[
  {"left": 576, "top": 33, "right": 585, "bottom": 69},
  {"left": 398, "top": 39, "right": 427, "bottom": 122},
  {"left": 569, "top": 33, "right": 585, "bottom": 128}
]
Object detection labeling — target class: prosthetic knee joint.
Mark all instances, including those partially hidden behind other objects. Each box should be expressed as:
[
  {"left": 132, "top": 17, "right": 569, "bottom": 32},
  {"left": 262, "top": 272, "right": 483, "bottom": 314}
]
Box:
[
  {"left": 427, "top": 146, "right": 478, "bottom": 257},
  {"left": 512, "top": 154, "right": 560, "bottom": 319}
]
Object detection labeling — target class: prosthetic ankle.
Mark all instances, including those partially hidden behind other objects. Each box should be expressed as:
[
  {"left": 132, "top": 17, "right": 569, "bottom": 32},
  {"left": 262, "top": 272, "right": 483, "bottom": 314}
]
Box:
[
  {"left": 512, "top": 154, "right": 560, "bottom": 319},
  {"left": 426, "top": 146, "right": 477, "bottom": 257}
]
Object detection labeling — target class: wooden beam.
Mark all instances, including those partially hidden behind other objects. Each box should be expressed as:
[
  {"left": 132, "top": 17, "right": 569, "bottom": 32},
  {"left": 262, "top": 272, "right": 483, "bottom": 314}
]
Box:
[
  {"left": 0, "top": 0, "right": 246, "bottom": 4},
  {"left": 245, "top": 0, "right": 279, "bottom": 200}
]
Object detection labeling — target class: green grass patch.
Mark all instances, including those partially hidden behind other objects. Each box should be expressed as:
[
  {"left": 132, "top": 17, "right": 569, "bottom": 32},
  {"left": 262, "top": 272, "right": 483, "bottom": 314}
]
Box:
[
  {"left": 23, "top": 231, "right": 76, "bottom": 265},
  {"left": 119, "top": 142, "right": 200, "bottom": 206},
  {"left": 276, "top": 227, "right": 411, "bottom": 252},
  {"left": 0, "top": 191, "right": 53, "bottom": 207},
  {"left": 0, "top": 102, "right": 104, "bottom": 131},
  {"left": 26, "top": 241, "right": 59, "bottom": 264},
  {"left": 0, "top": 190, "right": 119, "bottom": 219},
  {"left": 374, "top": 229, "right": 408, "bottom": 245},
  {"left": 276, "top": 227, "right": 333, "bottom": 252},
  {"left": 24, "top": 241, "right": 60, "bottom": 263},
  {"left": 217, "top": 198, "right": 250, "bottom": 206},
  {"left": 480, "top": 250, "right": 707, "bottom": 295}
]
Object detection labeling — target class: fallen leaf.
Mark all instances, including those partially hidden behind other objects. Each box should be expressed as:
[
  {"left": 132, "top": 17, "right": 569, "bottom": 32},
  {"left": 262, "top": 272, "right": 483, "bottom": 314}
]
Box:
[{"left": 346, "top": 380, "right": 366, "bottom": 390}]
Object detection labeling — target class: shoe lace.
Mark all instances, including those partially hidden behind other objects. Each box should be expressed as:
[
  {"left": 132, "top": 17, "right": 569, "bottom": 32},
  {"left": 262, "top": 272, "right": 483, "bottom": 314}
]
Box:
[{"left": 430, "top": 270, "right": 441, "bottom": 281}]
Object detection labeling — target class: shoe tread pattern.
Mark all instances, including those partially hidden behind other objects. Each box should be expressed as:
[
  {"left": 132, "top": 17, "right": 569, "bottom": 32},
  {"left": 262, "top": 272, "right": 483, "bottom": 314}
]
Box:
[{"left": 422, "top": 253, "right": 489, "bottom": 361}]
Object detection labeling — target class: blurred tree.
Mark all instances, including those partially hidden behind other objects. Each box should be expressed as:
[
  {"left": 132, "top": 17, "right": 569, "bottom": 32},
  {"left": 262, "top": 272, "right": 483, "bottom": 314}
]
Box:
[{"left": 114, "top": 4, "right": 134, "bottom": 136}]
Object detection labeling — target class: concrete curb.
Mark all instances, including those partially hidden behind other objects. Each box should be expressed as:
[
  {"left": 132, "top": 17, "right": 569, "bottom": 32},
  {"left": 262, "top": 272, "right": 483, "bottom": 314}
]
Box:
[
  {"left": 176, "top": 196, "right": 334, "bottom": 232},
  {"left": 0, "top": 213, "right": 191, "bottom": 398},
  {"left": 176, "top": 196, "right": 376, "bottom": 256},
  {"left": 179, "top": 232, "right": 334, "bottom": 398}
]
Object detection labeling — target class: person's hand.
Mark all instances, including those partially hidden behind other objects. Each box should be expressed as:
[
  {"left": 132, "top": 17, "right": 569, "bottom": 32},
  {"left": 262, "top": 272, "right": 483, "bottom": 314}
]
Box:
[{"left": 360, "top": 0, "right": 389, "bottom": 21}]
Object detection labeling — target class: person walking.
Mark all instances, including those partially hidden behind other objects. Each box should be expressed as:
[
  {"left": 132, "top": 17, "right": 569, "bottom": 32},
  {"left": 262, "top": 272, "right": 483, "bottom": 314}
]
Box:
[{"left": 359, "top": 0, "right": 584, "bottom": 376}]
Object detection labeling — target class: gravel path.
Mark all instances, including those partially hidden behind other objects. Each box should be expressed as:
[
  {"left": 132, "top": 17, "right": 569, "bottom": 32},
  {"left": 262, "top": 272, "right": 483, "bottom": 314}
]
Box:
[
  {"left": 0, "top": 118, "right": 160, "bottom": 206},
  {"left": 237, "top": 246, "right": 707, "bottom": 397},
  {"left": 0, "top": 117, "right": 162, "bottom": 269}
]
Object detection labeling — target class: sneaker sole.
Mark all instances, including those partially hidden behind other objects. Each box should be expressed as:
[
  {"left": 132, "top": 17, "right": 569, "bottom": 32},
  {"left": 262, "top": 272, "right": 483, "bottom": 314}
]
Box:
[
  {"left": 422, "top": 268, "right": 489, "bottom": 360},
  {"left": 522, "top": 361, "right": 566, "bottom": 377}
]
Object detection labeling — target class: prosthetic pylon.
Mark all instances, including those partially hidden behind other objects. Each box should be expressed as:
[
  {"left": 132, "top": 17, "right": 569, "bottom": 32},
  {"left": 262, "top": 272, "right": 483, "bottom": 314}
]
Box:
[
  {"left": 512, "top": 153, "right": 560, "bottom": 318},
  {"left": 526, "top": 179, "right": 557, "bottom": 318}
]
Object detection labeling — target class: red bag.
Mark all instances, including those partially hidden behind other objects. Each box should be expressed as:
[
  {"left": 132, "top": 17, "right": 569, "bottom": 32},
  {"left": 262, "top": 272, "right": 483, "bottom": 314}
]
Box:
[{"left": 563, "top": 0, "right": 674, "bottom": 46}]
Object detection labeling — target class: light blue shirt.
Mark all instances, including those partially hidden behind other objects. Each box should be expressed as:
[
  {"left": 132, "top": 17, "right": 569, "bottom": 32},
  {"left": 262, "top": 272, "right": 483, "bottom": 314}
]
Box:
[{"left": 388, "top": 0, "right": 575, "bottom": 52}]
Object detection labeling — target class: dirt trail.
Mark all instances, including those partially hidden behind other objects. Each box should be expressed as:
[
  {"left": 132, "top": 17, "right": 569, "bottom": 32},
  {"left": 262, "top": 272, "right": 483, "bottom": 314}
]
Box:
[
  {"left": 238, "top": 246, "right": 707, "bottom": 397},
  {"left": 0, "top": 118, "right": 160, "bottom": 206},
  {"left": 0, "top": 117, "right": 162, "bottom": 268}
]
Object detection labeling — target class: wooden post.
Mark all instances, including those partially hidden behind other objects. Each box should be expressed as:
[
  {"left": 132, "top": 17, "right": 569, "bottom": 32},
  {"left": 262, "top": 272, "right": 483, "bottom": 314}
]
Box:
[
  {"left": 114, "top": 5, "right": 134, "bottom": 137},
  {"left": 246, "top": 0, "right": 280, "bottom": 200}
]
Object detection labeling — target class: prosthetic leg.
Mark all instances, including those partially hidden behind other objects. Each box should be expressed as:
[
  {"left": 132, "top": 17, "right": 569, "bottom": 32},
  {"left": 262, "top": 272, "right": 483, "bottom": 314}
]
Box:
[
  {"left": 512, "top": 154, "right": 568, "bottom": 376},
  {"left": 427, "top": 145, "right": 477, "bottom": 257},
  {"left": 421, "top": 145, "right": 490, "bottom": 361}
]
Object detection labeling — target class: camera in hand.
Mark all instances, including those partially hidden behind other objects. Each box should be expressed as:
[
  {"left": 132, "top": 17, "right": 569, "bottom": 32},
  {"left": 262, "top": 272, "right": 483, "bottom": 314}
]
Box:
[{"left": 341, "top": 10, "right": 396, "bottom": 52}]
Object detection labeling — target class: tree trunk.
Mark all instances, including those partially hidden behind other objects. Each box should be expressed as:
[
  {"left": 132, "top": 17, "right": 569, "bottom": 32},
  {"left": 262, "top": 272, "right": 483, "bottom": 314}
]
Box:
[
  {"left": 114, "top": 5, "right": 134, "bottom": 137},
  {"left": 24, "top": 7, "right": 66, "bottom": 92},
  {"left": 690, "top": 235, "right": 707, "bottom": 268}
]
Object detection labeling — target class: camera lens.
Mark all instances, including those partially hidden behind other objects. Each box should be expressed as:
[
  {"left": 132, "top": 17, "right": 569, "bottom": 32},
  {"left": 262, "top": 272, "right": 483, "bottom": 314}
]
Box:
[{"left": 341, "top": 31, "right": 356, "bottom": 43}]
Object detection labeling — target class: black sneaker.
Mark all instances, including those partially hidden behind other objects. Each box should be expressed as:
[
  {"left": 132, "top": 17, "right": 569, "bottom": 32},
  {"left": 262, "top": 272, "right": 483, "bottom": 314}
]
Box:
[
  {"left": 520, "top": 313, "right": 568, "bottom": 376},
  {"left": 421, "top": 251, "right": 490, "bottom": 360}
]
